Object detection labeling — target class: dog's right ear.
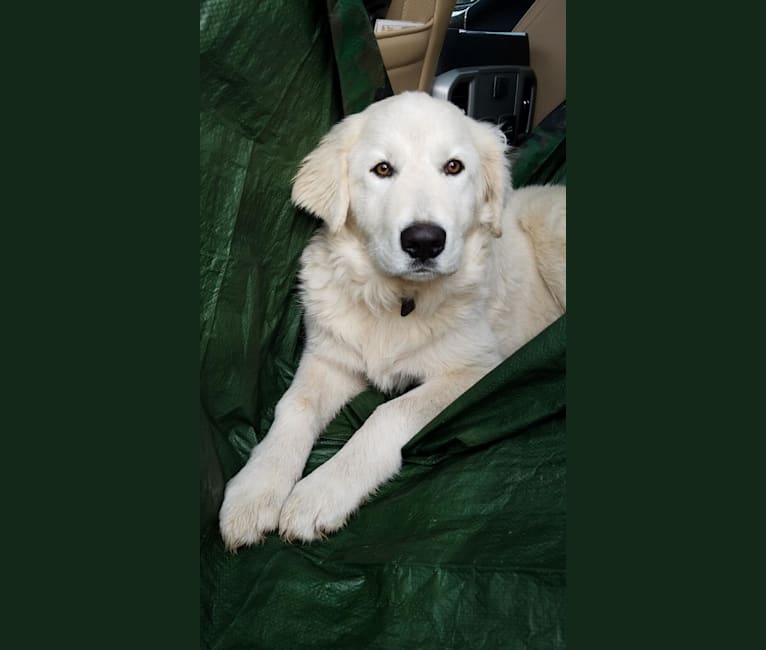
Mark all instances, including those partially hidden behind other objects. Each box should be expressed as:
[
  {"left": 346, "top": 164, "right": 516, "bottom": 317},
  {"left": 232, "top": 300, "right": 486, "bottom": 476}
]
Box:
[{"left": 291, "top": 113, "right": 363, "bottom": 234}]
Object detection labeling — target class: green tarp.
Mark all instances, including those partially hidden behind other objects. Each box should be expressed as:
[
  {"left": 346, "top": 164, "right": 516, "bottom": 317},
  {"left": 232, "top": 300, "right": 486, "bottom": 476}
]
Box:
[{"left": 200, "top": 1, "right": 566, "bottom": 647}]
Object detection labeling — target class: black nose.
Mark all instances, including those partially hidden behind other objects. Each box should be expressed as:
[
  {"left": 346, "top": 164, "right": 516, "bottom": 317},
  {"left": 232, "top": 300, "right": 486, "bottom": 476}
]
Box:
[{"left": 400, "top": 223, "right": 446, "bottom": 261}]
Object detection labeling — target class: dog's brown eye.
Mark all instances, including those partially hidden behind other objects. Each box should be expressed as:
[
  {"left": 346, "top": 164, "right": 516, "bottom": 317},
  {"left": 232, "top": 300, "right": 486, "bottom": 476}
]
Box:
[
  {"left": 371, "top": 161, "right": 394, "bottom": 178},
  {"left": 444, "top": 159, "right": 464, "bottom": 175}
]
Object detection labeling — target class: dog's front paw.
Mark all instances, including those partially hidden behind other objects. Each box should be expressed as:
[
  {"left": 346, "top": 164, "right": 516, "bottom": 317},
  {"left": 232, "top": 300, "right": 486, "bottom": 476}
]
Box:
[
  {"left": 219, "top": 466, "right": 295, "bottom": 551},
  {"left": 278, "top": 468, "right": 363, "bottom": 543}
]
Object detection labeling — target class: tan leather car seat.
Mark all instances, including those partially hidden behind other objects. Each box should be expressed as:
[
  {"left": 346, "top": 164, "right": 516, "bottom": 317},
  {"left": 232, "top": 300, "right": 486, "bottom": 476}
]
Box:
[
  {"left": 513, "top": 0, "right": 566, "bottom": 126},
  {"left": 374, "top": 0, "right": 456, "bottom": 94}
]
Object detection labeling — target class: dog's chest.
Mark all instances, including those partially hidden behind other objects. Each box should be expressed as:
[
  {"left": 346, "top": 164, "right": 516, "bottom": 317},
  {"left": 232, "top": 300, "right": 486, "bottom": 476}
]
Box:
[
  {"left": 298, "top": 233, "right": 498, "bottom": 393},
  {"left": 306, "top": 295, "right": 445, "bottom": 392}
]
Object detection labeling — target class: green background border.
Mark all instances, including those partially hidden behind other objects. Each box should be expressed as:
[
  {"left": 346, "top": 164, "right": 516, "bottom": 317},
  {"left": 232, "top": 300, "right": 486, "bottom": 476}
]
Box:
[
  {"left": 566, "top": 4, "right": 758, "bottom": 648},
  {"left": 4, "top": 5, "right": 199, "bottom": 648}
]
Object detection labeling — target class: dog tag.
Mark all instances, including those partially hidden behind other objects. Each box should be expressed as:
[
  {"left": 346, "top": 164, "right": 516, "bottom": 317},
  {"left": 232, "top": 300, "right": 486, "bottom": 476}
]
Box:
[{"left": 400, "top": 298, "right": 415, "bottom": 317}]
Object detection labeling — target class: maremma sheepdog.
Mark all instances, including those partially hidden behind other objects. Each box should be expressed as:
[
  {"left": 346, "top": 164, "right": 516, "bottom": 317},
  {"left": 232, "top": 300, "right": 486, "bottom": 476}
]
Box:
[{"left": 220, "top": 92, "right": 566, "bottom": 548}]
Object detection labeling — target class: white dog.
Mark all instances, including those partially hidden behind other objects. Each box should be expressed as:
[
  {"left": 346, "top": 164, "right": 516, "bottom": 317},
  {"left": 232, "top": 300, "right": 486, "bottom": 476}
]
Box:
[{"left": 220, "top": 92, "right": 566, "bottom": 548}]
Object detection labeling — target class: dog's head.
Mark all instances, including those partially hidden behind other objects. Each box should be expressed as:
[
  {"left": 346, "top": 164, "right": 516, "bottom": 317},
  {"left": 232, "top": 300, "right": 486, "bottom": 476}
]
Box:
[{"left": 291, "top": 92, "right": 510, "bottom": 281}]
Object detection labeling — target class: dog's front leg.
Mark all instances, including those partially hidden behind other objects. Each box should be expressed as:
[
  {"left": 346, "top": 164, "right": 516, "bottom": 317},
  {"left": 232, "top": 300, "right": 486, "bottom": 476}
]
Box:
[
  {"left": 219, "top": 353, "right": 365, "bottom": 550},
  {"left": 279, "top": 368, "right": 488, "bottom": 542}
]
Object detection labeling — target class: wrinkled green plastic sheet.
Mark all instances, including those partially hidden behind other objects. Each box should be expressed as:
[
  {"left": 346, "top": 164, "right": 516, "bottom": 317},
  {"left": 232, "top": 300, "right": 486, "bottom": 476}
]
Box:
[{"left": 200, "top": 1, "right": 566, "bottom": 647}]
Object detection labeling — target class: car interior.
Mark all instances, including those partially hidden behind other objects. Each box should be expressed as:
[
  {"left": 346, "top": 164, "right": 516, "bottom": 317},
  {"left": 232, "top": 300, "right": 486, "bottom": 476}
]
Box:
[{"left": 370, "top": 0, "right": 566, "bottom": 143}]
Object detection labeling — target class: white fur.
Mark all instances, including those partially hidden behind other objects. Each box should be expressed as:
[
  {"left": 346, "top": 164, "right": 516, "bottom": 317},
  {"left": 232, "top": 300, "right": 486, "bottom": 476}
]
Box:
[{"left": 220, "top": 92, "right": 566, "bottom": 548}]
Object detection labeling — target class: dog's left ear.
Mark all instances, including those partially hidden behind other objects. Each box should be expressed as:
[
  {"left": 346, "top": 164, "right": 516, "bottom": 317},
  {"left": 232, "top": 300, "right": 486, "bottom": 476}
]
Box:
[
  {"left": 291, "top": 113, "right": 363, "bottom": 234},
  {"left": 470, "top": 119, "right": 511, "bottom": 238}
]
